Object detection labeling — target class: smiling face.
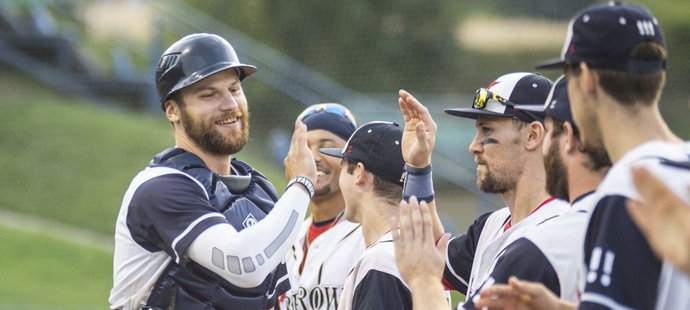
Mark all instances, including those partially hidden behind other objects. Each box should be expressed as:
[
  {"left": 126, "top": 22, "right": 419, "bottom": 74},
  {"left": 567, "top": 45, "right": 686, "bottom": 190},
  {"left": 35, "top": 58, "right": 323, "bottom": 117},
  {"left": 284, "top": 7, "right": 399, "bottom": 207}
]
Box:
[
  {"left": 307, "top": 129, "right": 347, "bottom": 200},
  {"left": 467, "top": 116, "right": 525, "bottom": 194},
  {"left": 173, "top": 69, "right": 249, "bottom": 156}
]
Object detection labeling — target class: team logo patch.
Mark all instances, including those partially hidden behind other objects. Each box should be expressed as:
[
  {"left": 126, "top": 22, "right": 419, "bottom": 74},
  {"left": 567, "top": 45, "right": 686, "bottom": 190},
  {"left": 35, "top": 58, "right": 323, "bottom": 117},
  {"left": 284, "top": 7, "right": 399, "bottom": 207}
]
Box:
[{"left": 242, "top": 214, "right": 258, "bottom": 228}]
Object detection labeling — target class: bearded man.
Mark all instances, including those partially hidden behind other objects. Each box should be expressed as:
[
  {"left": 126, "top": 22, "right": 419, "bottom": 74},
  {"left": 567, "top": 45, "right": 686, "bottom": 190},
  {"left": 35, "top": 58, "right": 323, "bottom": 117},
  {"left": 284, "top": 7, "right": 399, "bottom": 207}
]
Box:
[{"left": 109, "top": 33, "right": 316, "bottom": 310}]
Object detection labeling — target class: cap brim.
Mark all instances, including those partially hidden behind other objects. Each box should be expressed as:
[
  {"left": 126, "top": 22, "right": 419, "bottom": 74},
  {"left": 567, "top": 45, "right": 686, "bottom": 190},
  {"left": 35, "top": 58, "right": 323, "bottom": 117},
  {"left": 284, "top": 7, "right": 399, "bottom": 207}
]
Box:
[
  {"left": 234, "top": 64, "right": 257, "bottom": 80},
  {"left": 535, "top": 58, "right": 566, "bottom": 69},
  {"left": 319, "top": 147, "right": 345, "bottom": 158},
  {"left": 444, "top": 108, "right": 508, "bottom": 120}
]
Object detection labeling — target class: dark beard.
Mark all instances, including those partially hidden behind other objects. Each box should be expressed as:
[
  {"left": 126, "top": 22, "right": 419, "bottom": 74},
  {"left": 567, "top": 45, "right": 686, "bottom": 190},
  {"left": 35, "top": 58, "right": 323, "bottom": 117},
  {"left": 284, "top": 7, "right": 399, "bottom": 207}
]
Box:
[
  {"left": 180, "top": 107, "right": 250, "bottom": 156},
  {"left": 477, "top": 166, "right": 515, "bottom": 194},
  {"left": 314, "top": 184, "right": 332, "bottom": 197},
  {"left": 544, "top": 140, "right": 569, "bottom": 201}
]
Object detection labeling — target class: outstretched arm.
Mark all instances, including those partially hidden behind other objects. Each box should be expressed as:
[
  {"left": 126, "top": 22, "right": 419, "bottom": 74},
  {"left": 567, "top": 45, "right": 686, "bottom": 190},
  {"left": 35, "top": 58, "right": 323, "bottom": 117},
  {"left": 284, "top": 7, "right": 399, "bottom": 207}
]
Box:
[
  {"left": 473, "top": 277, "right": 576, "bottom": 310},
  {"left": 187, "top": 121, "right": 316, "bottom": 288},
  {"left": 398, "top": 89, "right": 444, "bottom": 240},
  {"left": 392, "top": 196, "right": 451, "bottom": 310}
]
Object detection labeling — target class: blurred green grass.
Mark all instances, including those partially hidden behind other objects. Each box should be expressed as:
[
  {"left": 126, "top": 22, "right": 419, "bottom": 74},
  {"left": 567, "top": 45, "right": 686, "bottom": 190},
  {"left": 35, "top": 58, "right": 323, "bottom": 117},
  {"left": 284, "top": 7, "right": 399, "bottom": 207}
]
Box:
[
  {"left": 0, "top": 71, "right": 288, "bottom": 307},
  {"left": 0, "top": 225, "right": 111, "bottom": 308}
]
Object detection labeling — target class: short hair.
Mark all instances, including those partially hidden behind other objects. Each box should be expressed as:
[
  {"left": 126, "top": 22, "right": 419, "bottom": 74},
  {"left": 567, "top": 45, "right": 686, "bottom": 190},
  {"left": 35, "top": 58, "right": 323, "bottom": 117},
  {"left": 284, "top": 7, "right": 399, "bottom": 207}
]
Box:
[
  {"left": 512, "top": 118, "right": 528, "bottom": 131},
  {"left": 550, "top": 118, "right": 611, "bottom": 172},
  {"left": 550, "top": 118, "right": 567, "bottom": 139},
  {"left": 566, "top": 42, "right": 667, "bottom": 106},
  {"left": 346, "top": 159, "right": 402, "bottom": 205},
  {"left": 169, "top": 92, "right": 185, "bottom": 108}
]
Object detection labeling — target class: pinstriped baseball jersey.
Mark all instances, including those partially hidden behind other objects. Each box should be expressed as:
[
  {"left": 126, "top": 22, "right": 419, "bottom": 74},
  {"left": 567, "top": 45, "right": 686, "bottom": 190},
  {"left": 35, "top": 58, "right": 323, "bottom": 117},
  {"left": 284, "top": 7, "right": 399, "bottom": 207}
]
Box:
[
  {"left": 442, "top": 198, "right": 570, "bottom": 299},
  {"left": 281, "top": 216, "right": 365, "bottom": 310},
  {"left": 580, "top": 141, "right": 690, "bottom": 309}
]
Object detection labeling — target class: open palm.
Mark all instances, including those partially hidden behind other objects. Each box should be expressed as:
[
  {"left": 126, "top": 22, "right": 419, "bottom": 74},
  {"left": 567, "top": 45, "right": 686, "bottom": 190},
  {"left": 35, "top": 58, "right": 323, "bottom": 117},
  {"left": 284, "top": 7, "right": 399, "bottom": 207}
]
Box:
[{"left": 398, "top": 89, "right": 437, "bottom": 168}]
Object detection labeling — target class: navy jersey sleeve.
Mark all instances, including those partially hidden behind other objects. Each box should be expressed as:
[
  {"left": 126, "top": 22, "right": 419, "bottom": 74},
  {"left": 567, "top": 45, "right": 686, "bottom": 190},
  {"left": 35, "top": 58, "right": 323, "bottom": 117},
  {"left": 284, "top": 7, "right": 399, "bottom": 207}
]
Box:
[
  {"left": 127, "top": 174, "right": 227, "bottom": 263},
  {"left": 352, "top": 270, "right": 412, "bottom": 310},
  {"left": 462, "top": 238, "right": 560, "bottom": 309},
  {"left": 443, "top": 212, "right": 493, "bottom": 293},
  {"left": 580, "top": 195, "right": 661, "bottom": 309}
]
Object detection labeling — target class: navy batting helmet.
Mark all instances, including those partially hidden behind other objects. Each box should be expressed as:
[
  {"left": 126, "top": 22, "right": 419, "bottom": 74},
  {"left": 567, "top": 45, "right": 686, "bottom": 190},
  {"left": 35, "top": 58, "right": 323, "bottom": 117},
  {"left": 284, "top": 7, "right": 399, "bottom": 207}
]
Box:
[{"left": 155, "top": 33, "right": 257, "bottom": 110}]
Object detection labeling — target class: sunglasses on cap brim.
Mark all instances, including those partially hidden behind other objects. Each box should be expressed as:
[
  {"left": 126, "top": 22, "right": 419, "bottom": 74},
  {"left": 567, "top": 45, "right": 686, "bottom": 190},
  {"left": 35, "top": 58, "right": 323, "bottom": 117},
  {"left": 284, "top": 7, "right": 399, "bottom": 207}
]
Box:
[
  {"left": 472, "top": 88, "right": 512, "bottom": 109},
  {"left": 472, "top": 88, "right": 543, "bottom": 123},
  {"left": 296, "top": 103, "right": 357, "bottom": 130}
]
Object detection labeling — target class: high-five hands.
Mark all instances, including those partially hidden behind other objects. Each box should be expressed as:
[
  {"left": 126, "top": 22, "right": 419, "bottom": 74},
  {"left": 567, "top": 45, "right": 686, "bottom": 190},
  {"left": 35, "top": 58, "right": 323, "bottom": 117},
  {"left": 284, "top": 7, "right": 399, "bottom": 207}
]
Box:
[{"left": 398, "top": 90, "right": 437, "bottom": 168}]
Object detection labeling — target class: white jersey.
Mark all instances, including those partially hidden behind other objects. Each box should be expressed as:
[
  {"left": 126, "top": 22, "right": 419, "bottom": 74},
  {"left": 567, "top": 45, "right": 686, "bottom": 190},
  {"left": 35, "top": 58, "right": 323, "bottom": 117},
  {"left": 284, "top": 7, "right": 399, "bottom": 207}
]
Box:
[
  {"left": 579, "top": 141, "right": 690, "bottom": 310},
  {"left": 281, "top": 215, "right": 365, "bottom": 310},
  {"left": 442, "top": 198, "right": 570, "bottom": 299},
  {"left": 461, "top": 192, "right": 597, "bottom": 308},
  {"left": 338, "top": 232, "right": 412, "bottom": 310}
]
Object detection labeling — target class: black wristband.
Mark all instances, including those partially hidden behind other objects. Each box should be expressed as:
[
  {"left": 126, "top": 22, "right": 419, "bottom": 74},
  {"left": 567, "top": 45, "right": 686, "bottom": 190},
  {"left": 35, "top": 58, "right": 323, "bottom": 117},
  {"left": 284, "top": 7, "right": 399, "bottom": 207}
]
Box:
[{"left": 287, "top": 176, "right": 315, "bottom": 198}]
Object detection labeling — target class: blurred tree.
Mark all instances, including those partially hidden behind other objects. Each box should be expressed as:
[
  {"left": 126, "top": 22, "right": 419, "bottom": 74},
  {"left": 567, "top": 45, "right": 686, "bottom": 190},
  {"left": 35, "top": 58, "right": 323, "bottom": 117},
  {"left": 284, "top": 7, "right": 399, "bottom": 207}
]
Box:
[{"left": 184, "top": 0, "right": 464, "bottom": 92}]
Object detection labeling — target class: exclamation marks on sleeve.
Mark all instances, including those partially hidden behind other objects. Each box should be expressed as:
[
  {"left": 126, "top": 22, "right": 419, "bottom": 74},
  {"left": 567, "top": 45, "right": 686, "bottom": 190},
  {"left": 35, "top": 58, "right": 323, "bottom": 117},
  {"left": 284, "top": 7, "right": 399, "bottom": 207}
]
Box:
[
  {"left": 600, "top": 251, "right": 615, "bottom": 287},
  {"left": 586, "top": 247, "right": 602, "bottom": 284},
  {"left": 586, "top": 246, "right": 615, "bottom": 287}
]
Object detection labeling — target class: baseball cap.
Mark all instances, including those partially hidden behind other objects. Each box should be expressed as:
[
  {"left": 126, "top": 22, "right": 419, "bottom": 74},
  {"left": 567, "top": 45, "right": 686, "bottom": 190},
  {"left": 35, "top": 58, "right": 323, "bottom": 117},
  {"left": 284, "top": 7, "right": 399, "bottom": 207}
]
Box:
[
  {"left": 444, "top": 72, "right": 553, "bottom": 123},
  {"left": 536, "top": 1, "right": 666, "bottom": 73},
  {"left": 515, "top": 75, "right": 578, "bottom": 132},
  {"left": 320, "top": 121, "right": 405, "bottom": 186},
  {"left": 297, "top": 103, "right": 357, "bottom": 141}
]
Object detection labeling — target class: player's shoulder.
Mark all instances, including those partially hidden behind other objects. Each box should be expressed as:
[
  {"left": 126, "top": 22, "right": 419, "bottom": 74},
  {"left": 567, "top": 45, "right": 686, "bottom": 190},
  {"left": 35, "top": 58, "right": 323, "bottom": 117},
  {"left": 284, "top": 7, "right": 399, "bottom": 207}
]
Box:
[
  {"left": 481, "top": 207, "right": 510, "bottom": 225},
  {"left": 357, "top": 234, "right": 399, "bottom": 277},
  {"left": 524, "top": 207, "right": 589, "bottom": 246},
  {"left": 133, "top": 167, "right": 206, "bottom": 197},
  {"left": 598, "top": 140, "right": 690, "bottom": 198}
]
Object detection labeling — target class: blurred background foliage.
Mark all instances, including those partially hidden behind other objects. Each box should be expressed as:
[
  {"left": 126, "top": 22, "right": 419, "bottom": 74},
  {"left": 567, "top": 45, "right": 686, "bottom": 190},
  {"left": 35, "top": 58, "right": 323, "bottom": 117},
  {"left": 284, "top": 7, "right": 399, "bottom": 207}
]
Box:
[
  {"left": 186, "top": 0, "right": 689, "bottom": 125},
  {"left": 0, "top": 0, "right": 688, "bottom": 307}
]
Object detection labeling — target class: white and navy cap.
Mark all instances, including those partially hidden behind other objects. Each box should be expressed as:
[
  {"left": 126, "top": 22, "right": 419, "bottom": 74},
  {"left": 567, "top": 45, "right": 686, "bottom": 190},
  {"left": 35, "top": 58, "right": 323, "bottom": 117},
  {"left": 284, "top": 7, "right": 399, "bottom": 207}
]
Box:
[
  {"left": 536, "top": 1, "right": 666, "bottom": 73},
  {"left": 444, "top": 72, "right": 553, "bottom": 122}
]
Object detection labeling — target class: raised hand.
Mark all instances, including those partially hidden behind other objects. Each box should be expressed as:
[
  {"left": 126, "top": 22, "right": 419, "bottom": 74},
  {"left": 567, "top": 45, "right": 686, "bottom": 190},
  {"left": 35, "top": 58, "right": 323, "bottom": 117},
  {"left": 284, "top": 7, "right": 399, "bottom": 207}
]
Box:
[
  {"left": 398, "top": 89, "right": 437, "bottom": 168},
  {"left": 284, "top": 120, "right": 317, "bottom": 186}
]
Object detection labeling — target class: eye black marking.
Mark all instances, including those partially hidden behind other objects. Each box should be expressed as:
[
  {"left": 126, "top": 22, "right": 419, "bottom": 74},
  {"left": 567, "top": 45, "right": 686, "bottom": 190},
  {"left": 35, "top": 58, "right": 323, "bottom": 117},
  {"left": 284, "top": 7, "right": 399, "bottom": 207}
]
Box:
[{"left": 481, "top": 138, "right": 499, "bottom": 145}]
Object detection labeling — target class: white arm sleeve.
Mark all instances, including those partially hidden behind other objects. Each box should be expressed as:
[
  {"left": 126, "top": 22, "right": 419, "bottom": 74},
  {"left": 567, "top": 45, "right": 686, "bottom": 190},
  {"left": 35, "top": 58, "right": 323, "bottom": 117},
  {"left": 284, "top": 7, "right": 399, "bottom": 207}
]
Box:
[{"left": 187, "top": 185, "right": 310, "bottom": 288}]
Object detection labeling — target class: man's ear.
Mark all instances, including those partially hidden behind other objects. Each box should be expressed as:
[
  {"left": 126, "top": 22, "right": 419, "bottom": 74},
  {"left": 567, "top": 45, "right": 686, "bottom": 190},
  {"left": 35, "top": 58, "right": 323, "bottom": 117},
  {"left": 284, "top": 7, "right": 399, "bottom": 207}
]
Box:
[
  {"left": 525, "top": 121, "right": 545, "bottom": 152},
  {"left": 354, "top": 162, "right": 373, "bottom": 189},
  {"left": 165, "top": 100, "right": 181, "bottom": 123},
  {"left": 562, "top": 121, "right": 579, "bottom": 154},
  {"left": 579, "top": 63, "right": 599, "bottom": 101}
]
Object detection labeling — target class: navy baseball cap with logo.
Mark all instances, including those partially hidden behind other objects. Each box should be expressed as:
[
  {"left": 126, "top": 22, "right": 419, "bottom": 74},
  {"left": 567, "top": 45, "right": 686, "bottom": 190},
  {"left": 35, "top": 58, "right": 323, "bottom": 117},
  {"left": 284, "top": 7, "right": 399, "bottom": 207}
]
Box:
[
  {"left": 444, "top": 72, "right": 553, "bottom": 123},
  {"left": 297, "top": 103, "right": 358, "bottom": 141},
  {"left": 515, "top": 75, "right": 578, "bottom": 133},
  {"left": 320, "top": 121, "right": 405, "bottom": 186},
  {"left": 536, "top": 1, "right": 666, "bottom": 73}
]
